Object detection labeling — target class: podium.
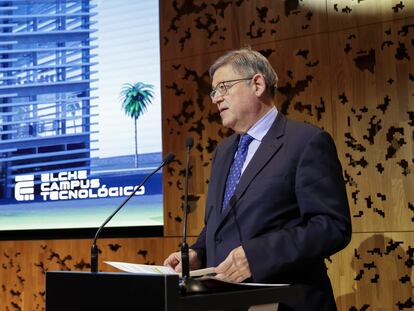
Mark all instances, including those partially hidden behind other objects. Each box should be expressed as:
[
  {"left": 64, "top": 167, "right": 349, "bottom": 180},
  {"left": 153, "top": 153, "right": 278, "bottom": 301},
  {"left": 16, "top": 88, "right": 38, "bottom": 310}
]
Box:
[{"left": 46, "top": 271, "right": 299, "bottom": 310}]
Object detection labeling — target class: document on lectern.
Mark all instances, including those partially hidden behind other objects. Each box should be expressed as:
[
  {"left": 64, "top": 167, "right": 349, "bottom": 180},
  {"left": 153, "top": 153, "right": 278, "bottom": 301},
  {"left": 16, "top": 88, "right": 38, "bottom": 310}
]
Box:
[
  {"left": 105, "top": 261, "right": 215, "bottom": 277},
  {"left": 105, "top": 261, "right": 289, "bottom": 287}
]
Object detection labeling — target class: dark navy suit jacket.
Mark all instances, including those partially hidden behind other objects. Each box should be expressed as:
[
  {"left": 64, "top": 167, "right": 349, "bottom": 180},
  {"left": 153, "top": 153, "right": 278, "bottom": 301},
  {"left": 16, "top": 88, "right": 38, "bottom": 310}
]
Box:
[{"left": 192, "top": 113, "right": 351, "bottom": 311}]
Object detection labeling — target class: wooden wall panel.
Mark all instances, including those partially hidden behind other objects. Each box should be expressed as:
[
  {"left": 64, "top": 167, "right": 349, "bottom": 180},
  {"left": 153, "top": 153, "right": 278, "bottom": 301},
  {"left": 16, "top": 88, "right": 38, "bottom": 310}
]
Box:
[
  {"left": 328, "top": 232, "right": 414, "bottom": 310},
  {"left": 328, "top": 17, "right": 414, "bottom": 232},
  {"left": 160, "top": 0, "right": 328, "bottom": 61},
  {"left": 256, "top": 35, "right": 334, "bottom": 131},
  {"left": 327, "top": 0, "right": 414, "bottom": 31}
]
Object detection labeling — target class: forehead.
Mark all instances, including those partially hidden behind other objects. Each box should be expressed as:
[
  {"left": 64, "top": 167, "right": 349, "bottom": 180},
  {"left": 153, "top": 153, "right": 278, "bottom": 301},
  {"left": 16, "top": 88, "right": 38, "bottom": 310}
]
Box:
[{"left": 211, "top": 64, "right": 238, "bottom": 85}]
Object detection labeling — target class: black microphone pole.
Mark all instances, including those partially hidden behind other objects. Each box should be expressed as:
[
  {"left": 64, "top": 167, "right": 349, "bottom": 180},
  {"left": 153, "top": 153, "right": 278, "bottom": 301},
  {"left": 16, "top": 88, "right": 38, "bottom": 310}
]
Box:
[
  {"left": 90, "top": 152, "right": 175, "bottom": 273},
  {"left": 179, "top": 138, "right": 207, "bottom": 293},
  {"left": 180, "top": 137, "right": 193, "bottom": 281}
]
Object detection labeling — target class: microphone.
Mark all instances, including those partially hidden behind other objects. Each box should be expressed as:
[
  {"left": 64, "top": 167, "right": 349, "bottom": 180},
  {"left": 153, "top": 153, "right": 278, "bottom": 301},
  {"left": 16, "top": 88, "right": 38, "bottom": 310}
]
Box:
[
  {"left": 179, "top": 137, "right": 206, "bottom": 293},
  {"left": 180, "top": 137, "right": 193, "bottom": 282},
  {"left": 90, "top": 152, "right": 175, "bottom": 273}
]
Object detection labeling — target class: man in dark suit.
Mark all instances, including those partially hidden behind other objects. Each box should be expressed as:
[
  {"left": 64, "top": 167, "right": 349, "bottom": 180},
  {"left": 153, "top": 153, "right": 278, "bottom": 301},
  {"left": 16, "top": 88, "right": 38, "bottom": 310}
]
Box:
[{"left": 164, "top": 48, "right": 351, "bottom": 311}]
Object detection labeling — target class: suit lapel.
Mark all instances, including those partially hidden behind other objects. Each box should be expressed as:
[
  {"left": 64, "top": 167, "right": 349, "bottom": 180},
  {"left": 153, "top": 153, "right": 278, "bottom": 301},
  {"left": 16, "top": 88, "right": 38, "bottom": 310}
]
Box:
[
  {"left": 211, "top": 134, "right": 239, "bottom": 220},
  {"left": 217, "top": 113, "right": 287, "bottom": 228}
]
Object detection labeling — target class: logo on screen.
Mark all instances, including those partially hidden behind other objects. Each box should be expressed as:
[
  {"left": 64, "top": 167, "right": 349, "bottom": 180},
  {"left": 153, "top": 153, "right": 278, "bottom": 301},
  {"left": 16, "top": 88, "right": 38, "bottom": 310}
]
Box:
[
  {"left": 13, "top": 170, "right": 145, "bottom": 202},
  {"left": 15, "top": 175, "right": 35, "bottom": 201}
]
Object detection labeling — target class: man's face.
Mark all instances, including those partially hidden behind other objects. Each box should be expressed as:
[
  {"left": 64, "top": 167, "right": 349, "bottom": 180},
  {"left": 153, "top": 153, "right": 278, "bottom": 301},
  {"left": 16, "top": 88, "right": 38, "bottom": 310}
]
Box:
[{"left": 211, "top": 65, "right": 260, "bottom": 133}]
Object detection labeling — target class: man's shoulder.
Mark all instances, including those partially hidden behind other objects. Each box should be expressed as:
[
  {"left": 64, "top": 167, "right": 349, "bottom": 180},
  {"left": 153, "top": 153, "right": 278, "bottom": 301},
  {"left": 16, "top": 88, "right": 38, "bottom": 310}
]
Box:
[
  {"left": 272, "top": 115, "right": 325, "bottom": 139},
  {"left": 285, "top": 117, "right": 322, "bottom": 132},
  {"left": 281, "top": 117, "right": 338, "bottom": 153}
]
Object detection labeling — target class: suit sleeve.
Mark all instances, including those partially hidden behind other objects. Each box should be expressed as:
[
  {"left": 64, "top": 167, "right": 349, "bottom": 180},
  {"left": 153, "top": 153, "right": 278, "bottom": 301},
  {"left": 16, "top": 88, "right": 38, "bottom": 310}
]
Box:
[
  {"left": 190, "top": 226, "right": 207, "bottom": 268},
  {"left": 243, "top": 130, "right": 352, "bottom": 281}
]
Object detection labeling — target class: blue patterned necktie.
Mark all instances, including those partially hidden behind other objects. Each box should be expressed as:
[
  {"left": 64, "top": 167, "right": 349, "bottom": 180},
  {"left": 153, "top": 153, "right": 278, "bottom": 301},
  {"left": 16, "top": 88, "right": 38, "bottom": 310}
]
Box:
[{"left": 222, "top": 134, "right": 254, "bottom": 212}]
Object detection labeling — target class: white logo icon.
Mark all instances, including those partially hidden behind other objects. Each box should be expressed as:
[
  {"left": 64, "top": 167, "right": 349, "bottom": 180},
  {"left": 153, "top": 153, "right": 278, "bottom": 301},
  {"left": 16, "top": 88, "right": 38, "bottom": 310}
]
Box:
[{"left": 15, "top": 175, "right": 35, "bottom": 201}]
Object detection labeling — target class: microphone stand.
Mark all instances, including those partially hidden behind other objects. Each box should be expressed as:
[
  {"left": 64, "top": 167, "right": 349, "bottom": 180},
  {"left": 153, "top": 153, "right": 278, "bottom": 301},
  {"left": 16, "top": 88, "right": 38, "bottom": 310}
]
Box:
[
  {"left": 180, "top": 137, "right": 192, "bottom": 284},
  {"left": 179, "top": 138, "right": 206, "bottom": 293},
  {"left": 91, "top": 153, "right": 175, "bottom": 273}
]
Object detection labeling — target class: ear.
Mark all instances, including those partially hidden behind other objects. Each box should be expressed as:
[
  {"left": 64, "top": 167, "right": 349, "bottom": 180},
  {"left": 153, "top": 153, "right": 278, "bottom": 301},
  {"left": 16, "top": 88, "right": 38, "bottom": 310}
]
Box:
[{"left": 251, "top": 73, "right": 267, "bottom": 97}]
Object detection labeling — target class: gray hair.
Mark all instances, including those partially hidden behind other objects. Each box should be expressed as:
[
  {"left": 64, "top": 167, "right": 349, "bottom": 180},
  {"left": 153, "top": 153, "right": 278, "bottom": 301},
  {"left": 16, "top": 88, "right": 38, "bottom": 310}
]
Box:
[{"left": 209, "top": 47, "right": 278, "bottom": 98}]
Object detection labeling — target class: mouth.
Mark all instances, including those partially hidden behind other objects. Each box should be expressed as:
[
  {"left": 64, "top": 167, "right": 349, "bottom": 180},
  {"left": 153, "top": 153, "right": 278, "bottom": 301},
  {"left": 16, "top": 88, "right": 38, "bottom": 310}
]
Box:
[{"left": 219, "top": 107, "right": 228, "bottom": 114}]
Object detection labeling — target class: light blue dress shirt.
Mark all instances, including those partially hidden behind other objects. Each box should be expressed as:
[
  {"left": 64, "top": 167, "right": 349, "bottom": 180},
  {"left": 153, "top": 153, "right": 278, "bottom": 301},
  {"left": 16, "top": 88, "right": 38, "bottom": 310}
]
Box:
[{"left": 241, "top": 106, "right": 278, "bottom": 174}]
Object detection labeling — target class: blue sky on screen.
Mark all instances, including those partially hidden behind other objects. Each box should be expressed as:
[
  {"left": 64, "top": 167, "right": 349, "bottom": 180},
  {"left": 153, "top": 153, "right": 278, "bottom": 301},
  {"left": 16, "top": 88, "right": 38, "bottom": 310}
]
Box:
[{"left": 93, "top": 0, "right": 162, "bottom": 158}]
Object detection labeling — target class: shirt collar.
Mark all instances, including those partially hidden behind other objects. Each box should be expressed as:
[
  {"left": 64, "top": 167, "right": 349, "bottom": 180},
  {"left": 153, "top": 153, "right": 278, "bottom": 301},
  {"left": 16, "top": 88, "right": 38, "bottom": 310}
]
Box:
[{"left": 246, "top": 106, "right": 278, "bottom": 142}]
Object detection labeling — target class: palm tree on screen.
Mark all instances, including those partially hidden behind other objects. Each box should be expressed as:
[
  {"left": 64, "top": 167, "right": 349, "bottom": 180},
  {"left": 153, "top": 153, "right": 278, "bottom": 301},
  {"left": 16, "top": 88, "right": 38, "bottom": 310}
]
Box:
[{"left": 120, "top": 82, "right": 154, "bottom": 168}]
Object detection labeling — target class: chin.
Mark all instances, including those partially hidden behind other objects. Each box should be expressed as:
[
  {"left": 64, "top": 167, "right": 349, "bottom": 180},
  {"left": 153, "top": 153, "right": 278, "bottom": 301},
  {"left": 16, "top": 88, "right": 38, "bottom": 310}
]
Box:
[{"left": 221, "top": 120, "right": 235, "bottom": 131}]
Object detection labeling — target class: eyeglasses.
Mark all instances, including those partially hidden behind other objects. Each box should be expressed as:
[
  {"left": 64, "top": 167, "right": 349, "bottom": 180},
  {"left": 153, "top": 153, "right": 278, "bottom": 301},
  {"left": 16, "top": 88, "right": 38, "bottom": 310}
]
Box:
[{"left": 209, "top": 77, "right": 253, "bottom": 100}]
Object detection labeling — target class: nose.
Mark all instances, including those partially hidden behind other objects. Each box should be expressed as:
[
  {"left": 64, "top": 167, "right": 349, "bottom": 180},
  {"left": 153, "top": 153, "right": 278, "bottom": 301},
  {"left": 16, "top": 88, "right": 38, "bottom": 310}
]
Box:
[{"left": 211, "top": 93, "right": 223, "bottom": 105}]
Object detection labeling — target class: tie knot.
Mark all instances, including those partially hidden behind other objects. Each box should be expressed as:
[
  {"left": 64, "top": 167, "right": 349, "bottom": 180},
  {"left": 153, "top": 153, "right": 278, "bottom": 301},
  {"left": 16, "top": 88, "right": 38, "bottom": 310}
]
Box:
[{"left": 239, "top": 134, "right": 254, "bottom": 150}]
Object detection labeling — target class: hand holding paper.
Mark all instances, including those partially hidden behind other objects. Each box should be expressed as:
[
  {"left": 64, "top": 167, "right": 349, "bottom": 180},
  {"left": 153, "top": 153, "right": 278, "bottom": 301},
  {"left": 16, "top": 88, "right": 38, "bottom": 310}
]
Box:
[
  {"left": 215, "top": 246, "right": 252, "bottom": 283},
  {"left": 163, "top": 249, "right": 202, "bottom": 272}
]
